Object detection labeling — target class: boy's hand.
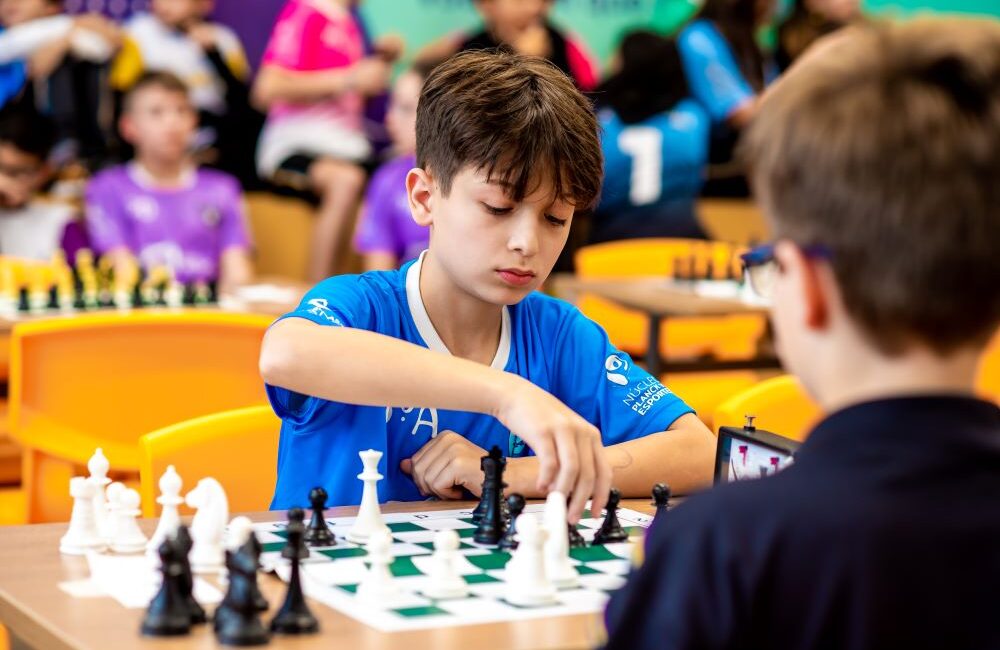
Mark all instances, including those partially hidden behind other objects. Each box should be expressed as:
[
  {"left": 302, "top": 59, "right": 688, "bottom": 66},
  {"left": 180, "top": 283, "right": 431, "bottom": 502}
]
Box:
[
  {"left": 400, "top": 432, "right": 484, "bottom": 500},
  {"left": 186, "top": 23, "right": 220, "bottom": 51},
  {"left": 349, "top": 58, "right": 390, "bottom": 97},
  {"left": 373, "top": 34, "right": 404, "bottom": 63},
  {"left": 493, "top": 377, "right": 611, "bottom": 522}
]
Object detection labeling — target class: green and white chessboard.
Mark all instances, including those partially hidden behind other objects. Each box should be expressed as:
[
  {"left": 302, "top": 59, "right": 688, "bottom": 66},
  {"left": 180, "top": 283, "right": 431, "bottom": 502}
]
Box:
[{"left": 252, "top": 504, "right": 652, "bottom": 632}]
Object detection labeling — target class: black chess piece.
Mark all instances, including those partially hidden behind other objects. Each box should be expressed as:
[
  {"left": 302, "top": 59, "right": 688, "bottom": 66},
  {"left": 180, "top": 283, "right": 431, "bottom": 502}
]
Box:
[
  {"left": 244, "top": 532, "right": 269, "bottom": 613},
  {"left": 498, "top": 493, "right": 525, "bottom": 550},
  {"left": 281, "top": 508, "right": 310, "bottom": 560},
  {"left": 473, "top": 446, "right": 506, "bottom": 545},
  {"left": 304, "top": 487, "right": 336, "bottom": 547},
  {"left": 173, "top": 525, "right": 207, "bottom": 624},
  {"left": 141, "top": 539, "right": 192, "bottom": 637},
  {"left": 471, "top": 446, "right": 502, "bottom": 524},
  {"left": 270, "top": 510, "right": 319, "bottom": 635},
  {"left": 216, "top": 544, "right": 270, "bottom": 646},
  {"left": 591, "top": 488, "right": 628, "bottom": 545},
  {"left": 652, "top": 483, "right": 670, "bottom": 525},
  {"left": 567, "top": 522, "right": 586, "bottom": 548}
]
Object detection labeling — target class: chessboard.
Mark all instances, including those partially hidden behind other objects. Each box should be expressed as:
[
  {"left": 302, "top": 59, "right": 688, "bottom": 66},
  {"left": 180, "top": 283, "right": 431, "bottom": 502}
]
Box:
[{"left": 252, "top": 504, "right": 652, "bottom": 633}]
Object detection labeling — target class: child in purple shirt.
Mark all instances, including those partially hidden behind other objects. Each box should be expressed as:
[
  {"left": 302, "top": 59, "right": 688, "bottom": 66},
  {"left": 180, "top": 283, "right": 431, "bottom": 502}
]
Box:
[
  {"left": 85, "top": 71, "right": 252, "bottom": 293},
  {"left": 353, "top": 62, "right": 432, "bottom": 270}
]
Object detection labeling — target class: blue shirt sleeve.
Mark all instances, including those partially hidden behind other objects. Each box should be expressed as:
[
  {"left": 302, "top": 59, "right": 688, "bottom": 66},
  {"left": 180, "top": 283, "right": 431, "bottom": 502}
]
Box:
[
  {"left": 265, "top": 274, "right": 379, "bottom": 424},
  {"left": 677, "top": 20, "right": 755, "bottom": 123},
  {"left": 0, "top": 60, "right": 26, "bottom": 108},
  {"left": 551, "top": 307, "right": 694, "bottom": 445}
]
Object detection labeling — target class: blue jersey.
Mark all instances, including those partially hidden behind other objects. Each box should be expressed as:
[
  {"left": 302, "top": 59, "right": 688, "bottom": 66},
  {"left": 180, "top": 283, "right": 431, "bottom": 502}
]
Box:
[
  {"left": 0, "top": 29, "right": 26, "bottom": 109},
  {"left": 266, "top": 253, "right": 694, "bottom": 509},
  {"left": 594, "top": 99, "right": 710, "bottom": 241},
  {"left": 677, "top": 19, "right": 755, "bottom": 124}
]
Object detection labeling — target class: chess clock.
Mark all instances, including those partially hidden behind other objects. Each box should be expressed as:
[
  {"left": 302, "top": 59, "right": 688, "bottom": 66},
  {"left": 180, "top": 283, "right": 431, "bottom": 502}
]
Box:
[{"left": 714, "top": 415, "right": 801, "bottom": 484}]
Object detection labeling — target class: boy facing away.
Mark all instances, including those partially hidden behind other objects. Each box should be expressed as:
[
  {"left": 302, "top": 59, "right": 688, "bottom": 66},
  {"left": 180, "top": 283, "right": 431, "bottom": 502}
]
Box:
[
  {"left": 604, "top": 18, "right": 1000, "bottom": 650},
  {"left": 260, "top": 50, "right": 716, "bottom": 522}
]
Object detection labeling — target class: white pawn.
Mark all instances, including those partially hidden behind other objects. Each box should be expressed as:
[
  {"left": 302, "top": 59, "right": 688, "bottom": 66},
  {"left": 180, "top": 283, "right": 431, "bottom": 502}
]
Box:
[
  {"left": 87, "top": 448, "right": 112, "bottom": 539},
  {"left": 423, "top": 529, "right": 468, "bottom": 600},
  {"left": 346, "top": 449, "right": 389, "bottom": 544},
  {"left": 61, "top": 477, "right": 107, "bottom": 555},
  {"left": 111, "top": 488, "right": 148, "bottom": 553},
  {"left": 103, "top": 481, "right": 127, "bottom": 544},
  {"left": 226, "top": 515, "right": 254, "bottom": 550},
  {"left": 185, "top": 477, "right": 229, "bottom": 573},
  {"left": 146, "top": 465, "right": 184, "bottom": 557},
  {"left": 543, "top": 491, "right": 579, "bottom": 588},
  {"left": 505, "top": 514, "right": 557, "bottom": 606},
  {"left": 356, "top": 527, "right": 398, "bottom": 603}
]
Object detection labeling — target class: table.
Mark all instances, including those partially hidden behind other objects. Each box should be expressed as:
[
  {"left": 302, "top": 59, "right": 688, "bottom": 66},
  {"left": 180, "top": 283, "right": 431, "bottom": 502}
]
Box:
[
  {"left": 0, "top": 499, "right": 653, "bottom": 650},
  {"left": 550, "top": 274, "right": 776, "bottom": 376}
]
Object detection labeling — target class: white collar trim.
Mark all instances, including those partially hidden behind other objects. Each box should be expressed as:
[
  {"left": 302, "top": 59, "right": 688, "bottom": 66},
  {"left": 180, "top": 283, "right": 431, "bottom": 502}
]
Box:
[{"left": 405, "top": 251, "right": 511, "bottom": 371}]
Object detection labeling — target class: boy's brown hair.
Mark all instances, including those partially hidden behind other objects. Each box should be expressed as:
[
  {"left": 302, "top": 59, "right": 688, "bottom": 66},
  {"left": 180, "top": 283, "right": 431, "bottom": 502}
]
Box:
[
  {"left": 123, "top": 71, "right": 191, "bottom": 113},
  {"left": 743, "top": 18, "right": 1000, "bottom": 355},
  {"left": 416, "top": 49, "right": 603, "bottom": 210}
]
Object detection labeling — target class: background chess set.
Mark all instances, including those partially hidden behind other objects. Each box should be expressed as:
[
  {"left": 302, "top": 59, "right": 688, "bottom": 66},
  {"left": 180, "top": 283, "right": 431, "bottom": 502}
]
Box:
[{"left": 253, "top": 504, "right": 652, "bottom": 632}]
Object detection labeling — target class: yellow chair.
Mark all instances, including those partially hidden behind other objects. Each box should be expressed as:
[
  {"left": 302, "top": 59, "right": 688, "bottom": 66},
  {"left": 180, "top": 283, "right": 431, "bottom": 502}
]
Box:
[
  {"left": 574, "top": 238, "right": 767, "bottom": 360},
  {"left": 245, "top": 192, "right": 315, "bottom": 281},
  {"left": 697, "top": 198, "right": 771, "bottom": 245},
  {"left": 9, "top": 311, "right": 272, "bottom": 522},
  {"left": 713, "top": 375, "right": 822, "bottom": 442},
  {"left": 663, "top": 370, "right": 770, "bottom": 431},
  {"left": 976, "top": 329, "right": 1000, "bottom": 403},
  {"left": 139, "top": 405, "right": 280, "bottom": 517}
]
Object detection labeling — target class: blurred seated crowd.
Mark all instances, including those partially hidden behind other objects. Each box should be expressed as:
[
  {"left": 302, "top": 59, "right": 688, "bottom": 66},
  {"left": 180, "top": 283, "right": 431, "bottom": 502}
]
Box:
[{"left": 0, "top": 0, "right": 861, "bottom": 285}]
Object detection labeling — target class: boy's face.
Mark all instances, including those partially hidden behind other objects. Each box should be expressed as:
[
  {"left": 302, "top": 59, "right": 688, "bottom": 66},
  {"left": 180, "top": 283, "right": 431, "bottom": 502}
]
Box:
[
  {"left": 151, "top": 0, "right": 198, "bottom": 28},
  {"left": 386, "top": 71, "right": 422, "bottom": 155},
  {"left": 120, "top": 86, "right": 197, "bottom": 162},
  {"left": 409, "top": 164, "right": 574, "bottom": 305},
  {"left": 477, "top": 0, "right": 549, "bottom": 35},
  {"left": 0, "top": 142, "right": 45, "bottom": 210},
  {"left": 805, "top": 0, "right": 859, "bottom": 22},
  {"left": 0, "top": 0, "right": 58, "bottom": 27}
]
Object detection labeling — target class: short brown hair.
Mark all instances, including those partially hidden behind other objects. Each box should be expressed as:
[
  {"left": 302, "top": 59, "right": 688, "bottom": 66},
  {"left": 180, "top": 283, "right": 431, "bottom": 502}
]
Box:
[
  {"left": 743, "top": 18, "right": 1000, "bottom": 354},
  {"left": 123, "top": 71, "right": 191, "bottom": 113},
  {"left": 416, "top": 49, "right": 602, "bottom": 210}
]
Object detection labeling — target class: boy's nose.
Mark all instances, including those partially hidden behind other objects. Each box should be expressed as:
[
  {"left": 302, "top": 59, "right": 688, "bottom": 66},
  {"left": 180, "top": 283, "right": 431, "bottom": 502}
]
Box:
[{"left": 507, "top": 217, "right": 540, "bottom": 256}]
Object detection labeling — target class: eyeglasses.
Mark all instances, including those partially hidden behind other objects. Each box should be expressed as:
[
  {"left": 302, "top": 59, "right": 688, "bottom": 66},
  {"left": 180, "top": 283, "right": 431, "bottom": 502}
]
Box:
[{"left": 740, "top": 242, "right": 832, "bottom": 299}]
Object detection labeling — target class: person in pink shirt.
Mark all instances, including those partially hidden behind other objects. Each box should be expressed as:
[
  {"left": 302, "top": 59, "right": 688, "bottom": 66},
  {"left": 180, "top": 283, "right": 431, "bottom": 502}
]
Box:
[
  {"left": 251, "top": 0, "right": 400, "bottom": 281},
  {"left": 416, "top": 0, "right": 598, "bottom": 92}
]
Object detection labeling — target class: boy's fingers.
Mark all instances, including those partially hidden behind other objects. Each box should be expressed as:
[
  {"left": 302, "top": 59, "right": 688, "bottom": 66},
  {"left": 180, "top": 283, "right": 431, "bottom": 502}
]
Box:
[
  {"left": 553, "top": 427, "right": 580, "bottom": 499},
  {"left": 591, "top": 440, "right": 612, "bottom": 518},
  {"left": 531, "top": 434, "right": 558, "bottom": 492},
  {"left": 568, "top": 439, "right": 595, "bottom": 523},
  {"left": 399, "top": 459, "right": 413, "bottom": 475}
]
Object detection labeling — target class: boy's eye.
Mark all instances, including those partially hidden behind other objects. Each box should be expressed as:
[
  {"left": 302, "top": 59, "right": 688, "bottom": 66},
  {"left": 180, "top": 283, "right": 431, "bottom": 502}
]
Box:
[
  {"left": 482, "top": 203, "right": 513, "bottom": 215},
  {"left": 546, "top": 214, "right": 568, "bottom": 227}
]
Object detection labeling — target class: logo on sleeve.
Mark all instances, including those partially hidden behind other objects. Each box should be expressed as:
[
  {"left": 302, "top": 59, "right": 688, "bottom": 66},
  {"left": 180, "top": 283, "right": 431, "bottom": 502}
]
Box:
[
  {"left": 306, "top": 298, "right": 344, "bottom": 326},
  {"left": 605, "top": 355, "right": 630, "bottom": 386}
]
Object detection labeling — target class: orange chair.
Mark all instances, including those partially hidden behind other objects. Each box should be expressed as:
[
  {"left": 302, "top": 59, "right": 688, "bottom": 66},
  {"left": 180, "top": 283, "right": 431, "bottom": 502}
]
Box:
[
  {"left": 574, "top": 238, "right": 767, "bottom": 360},
  {"left": 713, "top": 375, "right": 822, "bottom": 442},
  {"left": 975, "top": 329, "right": 1000, "bottom": 403},
  {"left": 9, "top": 311, "right": 272, "bottom": 522},
  {"left": 139, "top": 405, "right": 280, "bottom": 517},
  {"left": 662, "top": 370, "right": 764, "bottom": 430}
]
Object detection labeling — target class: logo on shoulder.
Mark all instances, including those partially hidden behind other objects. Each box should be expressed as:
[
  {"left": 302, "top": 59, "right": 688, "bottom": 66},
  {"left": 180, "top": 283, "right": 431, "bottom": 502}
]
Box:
[
  {"left": 605, "top": 354, "right": 630, "bottom": 386},
  {"left": 306, "top": 298, "right": 343, "bottom": 326}
]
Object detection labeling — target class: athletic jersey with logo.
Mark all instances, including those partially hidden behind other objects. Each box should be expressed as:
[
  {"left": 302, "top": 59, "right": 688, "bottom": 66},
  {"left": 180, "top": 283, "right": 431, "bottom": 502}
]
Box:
[
  {"left": 267, "top": 252, "right": 694, "bottom": 509},
  {"left": 593, "top": 99, "right": 710, "bottom": 242},
  {"left": 677, "top": 19, "right": 755, "bottom": 124}
]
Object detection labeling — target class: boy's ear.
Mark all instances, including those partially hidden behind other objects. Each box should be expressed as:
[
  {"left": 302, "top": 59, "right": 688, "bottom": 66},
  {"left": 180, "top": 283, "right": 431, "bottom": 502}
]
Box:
[
  {"left": 774, "top": 240, "right": 829, "bottom": 332},
  {"left": 407, "top": 168, "right": 435, "bottom": 227},
  {"left": 118, "top": 113, "right": 137, "bottom": 146}
]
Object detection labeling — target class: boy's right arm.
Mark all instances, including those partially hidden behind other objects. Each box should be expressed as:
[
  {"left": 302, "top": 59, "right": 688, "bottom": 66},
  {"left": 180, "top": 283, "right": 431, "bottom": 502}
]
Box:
[
  {"left": 251, "top": 58, "right": 388, "bottom": 110},
  {"left": 260, "top": 317, "right": 611, "bottom": 521}
]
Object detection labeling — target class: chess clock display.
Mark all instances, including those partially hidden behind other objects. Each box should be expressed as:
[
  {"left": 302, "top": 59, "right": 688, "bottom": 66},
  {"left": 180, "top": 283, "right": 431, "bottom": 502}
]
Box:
[{"left": 714, "top": 416, "right": 801, "bottom": 484}]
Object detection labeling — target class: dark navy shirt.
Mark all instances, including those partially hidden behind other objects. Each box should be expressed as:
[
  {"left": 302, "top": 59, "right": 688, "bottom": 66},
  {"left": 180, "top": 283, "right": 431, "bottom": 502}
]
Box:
[{"left": 605, "top": 396, "right": 1000, "bottom": 650}]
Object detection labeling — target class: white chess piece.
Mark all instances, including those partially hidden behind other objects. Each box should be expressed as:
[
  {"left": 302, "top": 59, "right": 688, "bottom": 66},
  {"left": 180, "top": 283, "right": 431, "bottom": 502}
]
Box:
[
  {"left": 111, "top": 488, "right": 148, "bottom": 553},
  {"left": 505, "top": 514, "right": 557, "bottom": 606},
  {"left": 146, "top": 465, "right": 183, "bottom": 557},
  {"left": 346, "top": 449, "right": 389, "bottom": 544},
  {"left": 423, "top": 529, "right": 468, "bottom": 600},
  {"left": 87, "top": 448, "right": 112, "bottom": 540},
  {"left": 356, "top": 527, "right": 398, "bottom": 603},
  {"left": 60, "top": 477, "right": 107, "bottom": 555},
  {"left": 226, "top": 516, "right": 254, "bottom": 550},
  {"left": 185, "top": 477, "right": 229, "bottom": 573},
  {"left": 103, "top": 481, "right": 126, "bottom": 544},
  {"left": 543, "top": 491, "right": 579, "bottom": 588}
]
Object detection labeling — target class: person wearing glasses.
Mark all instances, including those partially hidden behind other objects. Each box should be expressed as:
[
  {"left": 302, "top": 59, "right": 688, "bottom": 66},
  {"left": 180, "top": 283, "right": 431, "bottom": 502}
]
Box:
[{"left": 603, "top": 18, "right": 1000, "bottom": 650}]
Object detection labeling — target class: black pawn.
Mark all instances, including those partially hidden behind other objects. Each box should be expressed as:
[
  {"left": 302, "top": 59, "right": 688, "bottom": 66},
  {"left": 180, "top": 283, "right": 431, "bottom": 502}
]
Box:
[
  {"left": 174, "top": 525, "right": 207, "bottom": 624},
  {"left": 141, "top": 539, "right": 191, "bottom": 636},
  {"left": 498, "top": 493, "right": 525, "bottom": 550},
  {"left": 591, "top": 488, "right": 628, "bottom": 545},
  {"left": 270, "top": 510, "right": 319, "bottom": 635},
  {"left": 568, "top": 522, "right": 586, "bottom": 548},
  {"left": 473, "top": 446, "right": 506, "bottom": 545},
  {"left": 652, "top": 483, "right": 671, "bottom": 525},
  {"left": 304, "top": 487, "right": 336, "bottom": 547},
  {"left": 281, "top": 508, "right": 310, "bottom": 560},
  {"left": 216, "top": 544, "right": 269, "bottom": 646}
]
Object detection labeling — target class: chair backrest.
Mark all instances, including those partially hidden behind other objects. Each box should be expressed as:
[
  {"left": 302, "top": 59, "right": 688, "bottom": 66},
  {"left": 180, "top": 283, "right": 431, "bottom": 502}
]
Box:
[
  {"left": 976, "top": 329, "right": 1000, "bottom": 403},
  {"left": 713, "top": 375, "right": 823, "bottom": 442},
  {"left": 9, "top": 310, "right": 272, "bottom": 470},
  {"left": 139, "top": 405, "right": 280, "bottom": 517},
  {"left": 245, "top": 192, "right": 314, "bottom": 281},
  {"left": 697, "top": 198, "right": 771, "bottom": 245}
]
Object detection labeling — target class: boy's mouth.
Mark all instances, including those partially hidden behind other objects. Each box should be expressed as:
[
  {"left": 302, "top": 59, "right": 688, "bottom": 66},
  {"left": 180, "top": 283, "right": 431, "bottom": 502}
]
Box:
[{"left": 496, "top": 268, "right": 536, "bottom": 287}]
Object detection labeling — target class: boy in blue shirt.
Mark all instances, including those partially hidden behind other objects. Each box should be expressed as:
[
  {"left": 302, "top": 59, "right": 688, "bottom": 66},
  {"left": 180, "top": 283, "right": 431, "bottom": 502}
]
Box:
[
  {"left": 260, "top": 50, "right": 716, "bottom": 522},
  {"left": 605, "top": 19, "right": 1000, "bottom": 650}
]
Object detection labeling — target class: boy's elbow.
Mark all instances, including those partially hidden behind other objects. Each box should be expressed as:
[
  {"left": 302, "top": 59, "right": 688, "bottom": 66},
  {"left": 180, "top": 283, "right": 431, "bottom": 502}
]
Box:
[{"left": 259, "top": 327, "right": 295, "bottom": 386}]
